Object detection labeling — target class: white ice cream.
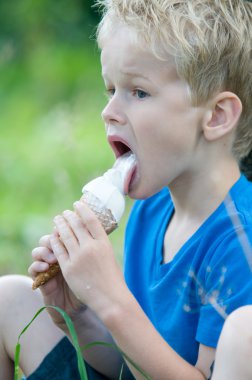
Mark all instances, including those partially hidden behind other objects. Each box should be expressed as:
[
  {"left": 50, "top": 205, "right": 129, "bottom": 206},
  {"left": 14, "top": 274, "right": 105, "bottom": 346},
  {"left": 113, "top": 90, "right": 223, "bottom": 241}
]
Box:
[{"left": 82, "top": 152, "right": 136, "bottom": 222}]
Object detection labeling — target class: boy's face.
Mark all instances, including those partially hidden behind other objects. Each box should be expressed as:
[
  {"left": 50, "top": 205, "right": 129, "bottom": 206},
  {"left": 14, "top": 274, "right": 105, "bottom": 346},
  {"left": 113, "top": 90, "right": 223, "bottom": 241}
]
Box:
[{"left": 101, "top": 25, "right": 206, "bottom": 199}]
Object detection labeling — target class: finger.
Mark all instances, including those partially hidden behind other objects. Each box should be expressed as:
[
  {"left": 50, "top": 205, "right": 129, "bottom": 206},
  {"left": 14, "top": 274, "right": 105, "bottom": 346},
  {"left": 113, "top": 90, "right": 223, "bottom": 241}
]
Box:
[
  {"left": 38, "top": 234, "right": 52, "bottom": 249},
  {"left": 50, "top": 232, "right": 69, "bottom": 266},
  {"left": 31, "top": 246, "right": 57, "bottom": 264},
  {"left": 74, "top": 201, "right": 107, "bottom": 240},
  {"left": 28, "top": 261, "right": 50, "bottom": 279},
  {"left": 53, "top": 214, "right": 79, "bottom": 253},
  {"left": 62, "top": 209, "right": 91, "bottom": 246}
]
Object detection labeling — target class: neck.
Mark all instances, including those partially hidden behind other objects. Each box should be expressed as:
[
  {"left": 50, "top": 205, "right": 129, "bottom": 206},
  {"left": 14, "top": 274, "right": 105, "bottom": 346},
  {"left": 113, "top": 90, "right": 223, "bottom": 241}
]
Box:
[{"left": 168, "top": 160, "right": 240, "bottom": 222}]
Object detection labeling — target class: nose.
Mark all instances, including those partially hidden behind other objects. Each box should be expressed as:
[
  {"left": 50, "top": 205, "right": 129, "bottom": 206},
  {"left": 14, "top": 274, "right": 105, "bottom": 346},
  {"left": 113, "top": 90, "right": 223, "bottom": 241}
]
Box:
[{"left": 101, "top": 96, "right": 126, "bottom": 126}]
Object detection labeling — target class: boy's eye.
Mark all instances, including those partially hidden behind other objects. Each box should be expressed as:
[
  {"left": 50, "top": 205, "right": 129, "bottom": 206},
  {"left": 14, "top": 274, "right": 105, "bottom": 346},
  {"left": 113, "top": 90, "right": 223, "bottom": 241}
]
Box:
[
  {"left": 133, "top": 89, "right": 149, "bottom": 99},
  {"left": 106, "top": 88, "right": 115, "bottom": 98}
]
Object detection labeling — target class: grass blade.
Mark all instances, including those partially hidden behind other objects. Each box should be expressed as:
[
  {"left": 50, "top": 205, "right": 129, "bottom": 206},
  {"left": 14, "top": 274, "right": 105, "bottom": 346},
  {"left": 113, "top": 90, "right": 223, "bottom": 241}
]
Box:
[
  {"left": 47, "top": 306, "right": 88, "bottom": 380},
  {"left": 119, "top": 364, "right": 124, "bottom": 380},
  {"left": 14, "top": 305, "right": 152, "bottom": 380},
  {"left": 14, "top": 307, "right": 47, "bottom": 380},
  {"left": 14, "top": 305, "right": 88, "bottom": 380},
  {"left": 14, "top": 343, "right": 21, "bottom": 380}
]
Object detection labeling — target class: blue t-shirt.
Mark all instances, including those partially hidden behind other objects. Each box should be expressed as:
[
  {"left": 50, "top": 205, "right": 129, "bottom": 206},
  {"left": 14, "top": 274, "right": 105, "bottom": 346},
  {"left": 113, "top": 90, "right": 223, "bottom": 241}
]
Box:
[{"left": 124, "top": 175, "right": 252, "bottom": 365}]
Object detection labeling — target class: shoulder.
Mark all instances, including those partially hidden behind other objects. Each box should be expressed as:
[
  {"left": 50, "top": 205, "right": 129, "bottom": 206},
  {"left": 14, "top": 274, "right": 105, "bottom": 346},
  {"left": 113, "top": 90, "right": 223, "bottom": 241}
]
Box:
[
  {"left": 190, "top": 176, "right": 252, "bottom": 277},
  {"left": 225, "top": 175, "right": 252, "bottom": 220},
  {"left": 200, "top": 218, "right": 252, "bottom": 276},
  {"left": 202, "top": 175, "right": 252, "bottom": 244}
]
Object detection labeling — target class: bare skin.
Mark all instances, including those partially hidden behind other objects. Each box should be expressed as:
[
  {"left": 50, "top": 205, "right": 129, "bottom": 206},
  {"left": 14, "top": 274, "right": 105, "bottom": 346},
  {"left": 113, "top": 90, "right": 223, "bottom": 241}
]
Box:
[
  {"left": 212, "top": 306, "right": 252, "bottom": 380},
  {"left": 0, "top": 275, "right": 64, "bottom": 379}
]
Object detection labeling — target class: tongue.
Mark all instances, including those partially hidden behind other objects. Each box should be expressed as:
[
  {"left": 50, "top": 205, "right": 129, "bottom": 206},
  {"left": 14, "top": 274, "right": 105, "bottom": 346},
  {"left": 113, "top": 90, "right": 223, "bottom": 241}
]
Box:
[
  {"left": 103, "top": 152, "right": 136, "bottom": 195},
  {"left": 82, "top": 152, "right": 136, "bottom": 222}
]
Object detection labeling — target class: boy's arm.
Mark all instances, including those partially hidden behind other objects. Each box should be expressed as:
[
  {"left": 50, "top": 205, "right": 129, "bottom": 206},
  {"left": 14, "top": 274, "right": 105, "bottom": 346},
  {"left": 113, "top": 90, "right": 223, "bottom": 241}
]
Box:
[
  {"left": 64, "top": 305, "right": 133, "bottom": 379},
  {"left": 29, "top": 237, "right": 129, "bottom": 380},
  {"left": 67, "top": 293, "right": 213, "bottom": 380},
  {"left": 96, "top": 289, "right": 207, "bottom": 380},
  {"left": 50, "top": 204, "right": 208, "bottom": 380}
]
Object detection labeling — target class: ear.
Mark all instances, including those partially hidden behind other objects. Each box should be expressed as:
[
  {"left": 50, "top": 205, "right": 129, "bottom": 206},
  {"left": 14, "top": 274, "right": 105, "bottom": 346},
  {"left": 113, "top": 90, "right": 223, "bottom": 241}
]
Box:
[{"left": 203, "top": 92, "right": 242, "bottom": 142}]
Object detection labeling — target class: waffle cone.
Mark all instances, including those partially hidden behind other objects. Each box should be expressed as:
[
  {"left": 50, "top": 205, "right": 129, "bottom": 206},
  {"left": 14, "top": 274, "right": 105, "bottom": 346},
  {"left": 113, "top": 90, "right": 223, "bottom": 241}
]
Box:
[
  {"left": 32, "top": 263, "right": 61, "bottom": 290},
  {"left": 32, "top": 193, "right": 118, "bottom": 290}
]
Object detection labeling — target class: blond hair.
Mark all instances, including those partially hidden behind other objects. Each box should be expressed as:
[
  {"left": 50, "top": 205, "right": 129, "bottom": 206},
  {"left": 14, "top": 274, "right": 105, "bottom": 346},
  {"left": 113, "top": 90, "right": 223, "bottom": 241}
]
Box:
[{"left": 96, "top": 0, "right": 252, "bottom": 161}]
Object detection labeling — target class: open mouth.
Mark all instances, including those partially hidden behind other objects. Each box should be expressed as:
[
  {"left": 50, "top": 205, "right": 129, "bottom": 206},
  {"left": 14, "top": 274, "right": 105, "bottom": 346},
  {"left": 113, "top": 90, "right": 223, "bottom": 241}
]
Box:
[
  {"left": 108, "top": 135, "right": 137, "bottom": 194},
  {"left": 108, "top": 136, "right": 132, "bottom": 158}
]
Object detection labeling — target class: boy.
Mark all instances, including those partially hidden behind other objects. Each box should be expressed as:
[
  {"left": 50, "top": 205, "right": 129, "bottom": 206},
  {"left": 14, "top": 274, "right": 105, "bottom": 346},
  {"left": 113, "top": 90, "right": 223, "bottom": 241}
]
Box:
[{"left": 0, "top": 0, "right": 252, "bottom": 379}]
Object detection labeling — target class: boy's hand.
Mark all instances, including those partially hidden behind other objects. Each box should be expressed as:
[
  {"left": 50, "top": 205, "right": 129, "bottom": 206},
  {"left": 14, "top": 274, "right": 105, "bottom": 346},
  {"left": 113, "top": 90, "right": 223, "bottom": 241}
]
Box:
[
  {"left": 51, "top": 201, "right": 127, "bottom": 319},
  {"left": 28, "top": 235, "right": 84, "bottom": 331},
  {"left": 29, "top": 234, "right": 58, "bottom": 291}
]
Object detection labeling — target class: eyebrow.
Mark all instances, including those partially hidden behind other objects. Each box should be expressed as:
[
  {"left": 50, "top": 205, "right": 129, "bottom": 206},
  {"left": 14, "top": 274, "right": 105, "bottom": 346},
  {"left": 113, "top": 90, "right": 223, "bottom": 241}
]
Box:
[
  {"left": 102, "top": 69, "right": 150, "bottom": 80},
  {"left": 121, "top": 70, "right": 150, "bottom": 81}
]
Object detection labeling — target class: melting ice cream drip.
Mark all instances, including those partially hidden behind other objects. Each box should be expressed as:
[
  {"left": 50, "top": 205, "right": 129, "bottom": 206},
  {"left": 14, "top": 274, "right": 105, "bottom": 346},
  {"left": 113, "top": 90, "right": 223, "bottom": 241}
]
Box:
[{"left": 82, "top": 151, "right": 136, "bottom": 224}]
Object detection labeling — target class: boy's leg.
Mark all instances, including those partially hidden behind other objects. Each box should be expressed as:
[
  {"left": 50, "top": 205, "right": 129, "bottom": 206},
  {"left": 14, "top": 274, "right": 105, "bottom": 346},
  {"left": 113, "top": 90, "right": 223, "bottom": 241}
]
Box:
[
  {"left": 0, "top": 275, "right": 65, "bottom": 380},
  {"left": 212, "top": 305, "right": 252, "bottom": 380}
]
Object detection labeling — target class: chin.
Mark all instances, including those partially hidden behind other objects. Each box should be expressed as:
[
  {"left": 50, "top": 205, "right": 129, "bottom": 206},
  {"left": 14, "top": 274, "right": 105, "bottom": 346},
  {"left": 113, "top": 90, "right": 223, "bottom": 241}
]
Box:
[{"left": 128, "top": 184, "right": 156, "bottom": 201}]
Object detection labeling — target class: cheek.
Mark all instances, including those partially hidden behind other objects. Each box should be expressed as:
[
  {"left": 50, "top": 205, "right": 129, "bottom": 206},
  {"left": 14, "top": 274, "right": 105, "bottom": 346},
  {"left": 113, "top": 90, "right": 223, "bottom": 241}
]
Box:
[{"left": 132, "top": 99, "right": 198, "bottom": 156}]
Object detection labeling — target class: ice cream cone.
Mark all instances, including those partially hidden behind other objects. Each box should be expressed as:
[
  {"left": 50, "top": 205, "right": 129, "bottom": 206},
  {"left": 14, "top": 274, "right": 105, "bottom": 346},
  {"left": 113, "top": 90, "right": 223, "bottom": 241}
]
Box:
[
  {"left": 32, "top": 196, "right": 118, "bottom": 290},
  {"left": 32, "top": 152, "right": 136, "bottom": 290},
  {"left": 32, "top": 263, "right": 60, "bottom": 289}
]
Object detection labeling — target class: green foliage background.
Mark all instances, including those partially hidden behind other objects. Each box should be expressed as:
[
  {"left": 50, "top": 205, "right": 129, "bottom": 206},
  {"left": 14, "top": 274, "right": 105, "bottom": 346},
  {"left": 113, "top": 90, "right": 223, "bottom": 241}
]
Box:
[{"left": 0, "top": 0, "right": 131, "bottom": 275}]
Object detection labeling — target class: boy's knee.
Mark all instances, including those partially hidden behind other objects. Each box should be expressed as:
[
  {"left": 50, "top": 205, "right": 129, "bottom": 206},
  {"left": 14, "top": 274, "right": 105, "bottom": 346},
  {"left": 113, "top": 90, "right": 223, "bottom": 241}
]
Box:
[
  {"left": 226, "top": 306, "right": 252, "bottom": 334},
  {"left": 0, "top": 275, "right": 45, "bottom": 345},
  {"left": 0, "top": 274, "right": 33, "bottom": 300},
  {"left": 221, "top": 306, "right": 252, "bottom": 349},
  {"left": 213, "top": 306, "right": 252, "bottom": 380},
  {"left": 0, "top": 275, "right": 64, "bottom": 372},
  {"left": 225, "top": 305, "right": 252, "bottom": 340},
  {"left": 0, "top": 275, "right": 43, "bottom": 316},
  {"left": 0, "top": 274, "right": 32, "bottom": 286},
  {"left": 228, "top": 305, "right": 252, "bottom": 323}
]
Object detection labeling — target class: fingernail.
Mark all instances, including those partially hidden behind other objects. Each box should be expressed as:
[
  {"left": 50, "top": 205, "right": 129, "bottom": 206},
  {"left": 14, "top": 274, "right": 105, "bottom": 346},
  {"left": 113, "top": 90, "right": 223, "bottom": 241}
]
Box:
[{"left": 63, "top": 210, "right": 71, "bottom": 216}]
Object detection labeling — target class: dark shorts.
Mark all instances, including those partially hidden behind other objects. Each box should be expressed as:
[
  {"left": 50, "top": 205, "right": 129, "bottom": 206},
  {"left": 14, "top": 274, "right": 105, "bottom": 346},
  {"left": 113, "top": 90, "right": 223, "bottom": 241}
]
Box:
[{"left": 26, "top": 336, "right": 109, "bottom": 380}]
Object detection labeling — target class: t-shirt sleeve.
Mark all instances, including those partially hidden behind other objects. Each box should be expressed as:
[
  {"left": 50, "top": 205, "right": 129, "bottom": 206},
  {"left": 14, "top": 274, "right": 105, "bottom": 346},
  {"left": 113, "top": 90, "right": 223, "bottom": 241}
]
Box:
[{"left": 196, "top": 226, "right": 252, "bottom": 348}]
